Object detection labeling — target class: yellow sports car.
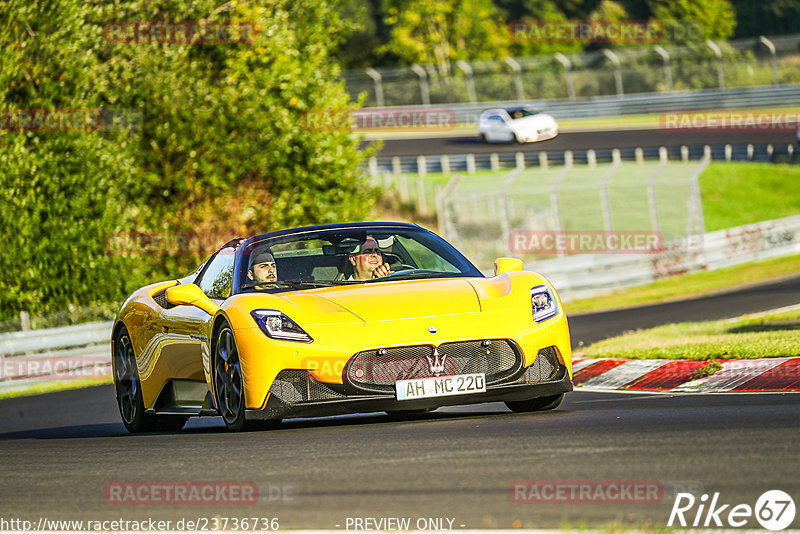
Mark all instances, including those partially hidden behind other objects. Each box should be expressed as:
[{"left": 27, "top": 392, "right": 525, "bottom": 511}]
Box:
[{"left": 112, "top": 222, "right": 572, "bottom": 432}]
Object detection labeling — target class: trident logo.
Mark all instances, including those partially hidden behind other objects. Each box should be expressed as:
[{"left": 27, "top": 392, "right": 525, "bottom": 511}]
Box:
[{"left": 426, "top": 347, "right": 447, "bottom": 376}]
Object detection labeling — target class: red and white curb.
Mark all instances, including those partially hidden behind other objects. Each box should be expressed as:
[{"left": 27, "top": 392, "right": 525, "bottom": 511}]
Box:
[{"left": 571, "top": 356, "right": 800, "bottom": 392}]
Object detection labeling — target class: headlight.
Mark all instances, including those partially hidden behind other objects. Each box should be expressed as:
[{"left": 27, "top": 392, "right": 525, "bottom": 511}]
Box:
[
  {"left": 531, "top": 285, "right": 557, "bottom": 322},
  {"left": 251, "top": 309, "right": 313, "bottom": 342}
]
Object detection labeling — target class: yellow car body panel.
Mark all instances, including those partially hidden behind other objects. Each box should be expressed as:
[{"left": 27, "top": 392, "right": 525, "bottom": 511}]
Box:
[{"left": 218, "top": 271, "right": 571, "bottom": 410}]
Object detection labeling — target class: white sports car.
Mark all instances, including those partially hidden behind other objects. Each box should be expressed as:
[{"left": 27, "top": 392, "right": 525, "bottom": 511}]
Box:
[{"left": 478, "top": 107, "right": 558, "bottom": 144}]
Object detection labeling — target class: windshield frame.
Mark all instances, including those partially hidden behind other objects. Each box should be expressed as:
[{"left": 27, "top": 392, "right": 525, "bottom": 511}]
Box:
[{"left": 232, "top": 223, "right": 483, "bottom": 294}]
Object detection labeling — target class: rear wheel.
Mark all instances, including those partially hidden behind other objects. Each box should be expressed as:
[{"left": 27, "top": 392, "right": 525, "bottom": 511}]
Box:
[
  {"left": 505, "top": 393, "right": 564, "bottom": 413},
  {"left": 113, "top": 326, "right": 187, "bottom": 433}
]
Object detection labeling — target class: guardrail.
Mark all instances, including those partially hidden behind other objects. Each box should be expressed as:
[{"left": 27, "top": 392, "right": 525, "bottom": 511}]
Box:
[
  {"left": 355, "top": 85, "right": 800, "bottom": 126},
  {"left": 367, "top": 143, "right": 798, "bottom": 176},
  {"left": 0, "top": 321, "right": 113, "bottom": 389},
  {"left": 534, "top": 215, "right": 800, "bottom": 301}
]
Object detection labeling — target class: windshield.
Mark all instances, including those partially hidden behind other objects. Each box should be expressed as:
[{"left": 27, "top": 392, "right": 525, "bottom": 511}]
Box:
[
  {"left": 238, "top": 226, "right": 482, "bottom": 293},
  {"left": 508, "top": 108, "right": 540, "bottom": 119}
]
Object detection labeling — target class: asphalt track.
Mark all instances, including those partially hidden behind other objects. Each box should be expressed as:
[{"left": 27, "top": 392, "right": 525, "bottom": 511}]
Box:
[
  {"left": 370, "top": 129, "right": 796, "bottom": 157},
  {"left": 1, "top": 276, "right": 799, "bottom": 529}
]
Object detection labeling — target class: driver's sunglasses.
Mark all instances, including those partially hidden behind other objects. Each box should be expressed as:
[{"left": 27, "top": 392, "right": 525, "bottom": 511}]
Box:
[{"left": 358, "top": 247, "right": 381, "bottom": 256}]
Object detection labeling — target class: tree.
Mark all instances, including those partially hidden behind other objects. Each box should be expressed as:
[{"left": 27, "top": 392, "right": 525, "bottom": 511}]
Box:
[
  {"left": 649, "top": 0, "right": 736, "bottom": 42},
  {"left": 1, "top": 0, "right": 376, "bottom": 318},
  {"left": 0, "top": 0, "right": 139, "bottom": 318},
  {"left": 383, "top": 0, "right": 511, "bottom": 76}
]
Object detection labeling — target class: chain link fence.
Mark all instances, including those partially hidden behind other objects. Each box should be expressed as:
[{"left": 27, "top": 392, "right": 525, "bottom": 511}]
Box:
[
  {"left": 343, "top": 34, "right": 800, "bottom": 107},
  {"left": 437, "top": 158, "right": 708, "bottom": 268}
]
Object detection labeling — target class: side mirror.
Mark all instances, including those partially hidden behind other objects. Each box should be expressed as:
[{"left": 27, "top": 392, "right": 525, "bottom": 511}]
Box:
[
  {"left": 165, "top": 284, "right": 220, "bottom": 315},
  {"left": 493, "top": 257, "right": 523, "bottom": 276}
]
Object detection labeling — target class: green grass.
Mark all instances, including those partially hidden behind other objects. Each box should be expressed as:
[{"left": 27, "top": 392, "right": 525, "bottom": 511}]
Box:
[
  {"left": 700, "top": 162, "right": 800, "bottom": 231},
  {"left": 582, "top": 307, "right": 800, "bottom": 360},
  {"left": 566, "top": 253, "right": 800, "bottom": 313},
  {"left": 400, "top": 161, "right": 800, "bottom": 238}
]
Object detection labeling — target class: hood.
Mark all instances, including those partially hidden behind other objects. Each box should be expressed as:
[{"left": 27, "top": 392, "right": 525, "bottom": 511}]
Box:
[
  {"left": 285, "top": 278, "right": 482, "bottom": 322},
  {"left": 513, "top": 114, "right": 552, "bottom": 128}
]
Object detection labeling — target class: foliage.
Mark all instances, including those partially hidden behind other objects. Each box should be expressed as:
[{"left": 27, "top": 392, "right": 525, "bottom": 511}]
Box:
[
  {"left": 0, "top": 0, "right": 141, "bottom": 317},
  {"left": 383, "top": 0, "right": 512, "bottom": 77},
  {"left": 0, "top": 0, "right": 374, "bottom": 320},
  {"left": 648, "top": 0, "right": 736, "bottom": 43}
]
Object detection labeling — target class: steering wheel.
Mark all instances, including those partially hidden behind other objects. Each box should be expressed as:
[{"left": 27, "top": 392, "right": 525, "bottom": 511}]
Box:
[
  {"left": 380, "top": 269, "right": 440, "bottom": 279},
  {"left": 382, "top": 252, "right": 416, "bottom": 271}
]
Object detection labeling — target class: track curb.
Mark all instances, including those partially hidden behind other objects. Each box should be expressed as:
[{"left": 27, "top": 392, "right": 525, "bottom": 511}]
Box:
[{"left": 572, "top": 356, "right": 800, "bottom": 392}]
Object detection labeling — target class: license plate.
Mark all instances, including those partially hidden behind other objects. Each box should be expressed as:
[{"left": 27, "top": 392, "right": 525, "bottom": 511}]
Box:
[{"left": 396, "top": 373, "right": 486, "bottom": 401}]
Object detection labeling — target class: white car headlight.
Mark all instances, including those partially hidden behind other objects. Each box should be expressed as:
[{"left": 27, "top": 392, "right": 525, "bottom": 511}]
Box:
[
  {"left": 251, "top": 309, "right": 313, "bottom": 342},
  {"left": 531, "top": 285, "right": 558, "bottom": 322}
]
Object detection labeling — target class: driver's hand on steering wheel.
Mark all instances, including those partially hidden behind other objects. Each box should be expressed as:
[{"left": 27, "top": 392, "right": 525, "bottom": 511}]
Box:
[{"left": 373, "top": 262, "right": 392, "bottom": 278}]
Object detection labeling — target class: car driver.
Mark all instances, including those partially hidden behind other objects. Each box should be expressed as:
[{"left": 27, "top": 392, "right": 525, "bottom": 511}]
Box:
[{"left": 247, "top": 248, "right": 278, "bottom": 287}]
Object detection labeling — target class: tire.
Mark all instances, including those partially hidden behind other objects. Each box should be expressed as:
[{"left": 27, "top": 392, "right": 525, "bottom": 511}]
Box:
[
  {"left": 505, "top": 393, "right": 564, "bottom": 413},
  {"left": 113, "top": 326, "right": 188, "bottom": 433},
  {"left": 213, "top": 322, "right": 280, "bottom": 431}
]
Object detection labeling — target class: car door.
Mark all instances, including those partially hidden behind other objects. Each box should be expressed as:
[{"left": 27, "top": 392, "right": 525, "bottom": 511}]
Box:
[
  {"left": 485, "top": 113, "right": 513, "bottom": 142},
  {"left": 156, "top": 245, "right": 235, "bottom": 387}
]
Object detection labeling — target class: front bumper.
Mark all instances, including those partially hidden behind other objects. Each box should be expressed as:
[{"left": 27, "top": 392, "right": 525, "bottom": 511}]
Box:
[{"left": 245, "top": 367, "right": 572, "bottom": 420}]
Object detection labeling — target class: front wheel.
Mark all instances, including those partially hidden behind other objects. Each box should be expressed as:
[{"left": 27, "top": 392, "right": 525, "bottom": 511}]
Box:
[
  {"left": 113, "top": 326, "right": 187, "bottom": 433},
  {"left": 505, "top": 393, "right": 564, "bottom": 413},
  {"left": 214, "top": 322, "right": 279, "bottom": 431}
]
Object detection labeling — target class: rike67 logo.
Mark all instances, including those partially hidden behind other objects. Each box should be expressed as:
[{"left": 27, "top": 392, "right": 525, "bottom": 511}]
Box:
[{"left": 669, "top": 490, "right": 796, "bottom": 530}]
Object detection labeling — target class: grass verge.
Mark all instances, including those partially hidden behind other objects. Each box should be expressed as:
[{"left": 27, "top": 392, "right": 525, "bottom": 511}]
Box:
[
  {"left": 700, "top": 162, "right": 800, "bottom": 231},
  {"left": 565, "top": 253, "right": 800, "bottom": 313},
  {"left": 582, "top": 307, "right": 800, "bottom": 360},
  {"left": 0, "top": 376, "right": 112, "bottom": 400}
]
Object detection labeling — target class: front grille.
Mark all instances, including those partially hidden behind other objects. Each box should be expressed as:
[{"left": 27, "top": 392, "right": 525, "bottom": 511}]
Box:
[
  {"left": 518, "top": 346, "right": 562, "bottom": 383},
  {"left": 152, "top": 289, "right": 177, "bottom": 310},
  {"left": 345, "top": 339, "right": 522, "bottom": 393},
  {"left": 269, "top": 370, "right": 346, "bottom": 403}
]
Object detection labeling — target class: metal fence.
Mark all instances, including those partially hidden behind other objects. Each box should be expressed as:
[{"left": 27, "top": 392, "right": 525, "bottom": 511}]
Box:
[
  {"left": 344, "top": 34, "right": 800, "bottom": 107},
  {"left": 0, "top": 321, "right": 112, "bottom": 392},
  {"left": 436, "top": 157, "right": 708, "bottom": 269}
]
